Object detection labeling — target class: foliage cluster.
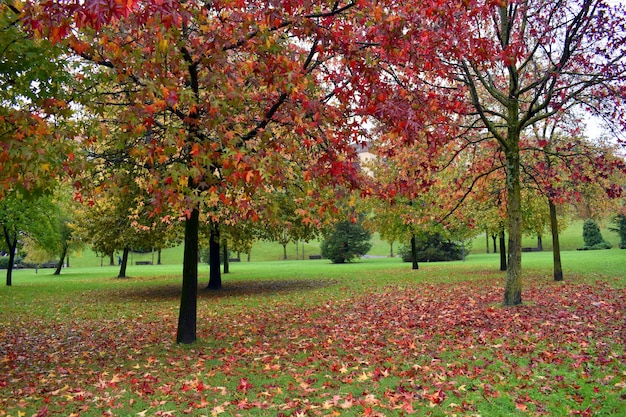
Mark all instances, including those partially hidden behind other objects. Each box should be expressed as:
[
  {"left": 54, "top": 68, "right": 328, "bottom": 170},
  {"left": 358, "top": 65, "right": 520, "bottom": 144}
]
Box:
[
  {"left": 399, "top": 232, "right": 465, "bottom": 263},
  {"left": 579, "top": 219, "right": 612, "bottom": 250},
  {"left": 320, "top": 218, "right": 372, "bottom": 263}
]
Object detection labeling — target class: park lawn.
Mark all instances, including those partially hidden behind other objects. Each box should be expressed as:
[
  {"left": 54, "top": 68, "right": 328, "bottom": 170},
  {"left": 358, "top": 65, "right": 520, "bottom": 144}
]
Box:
[{"left": 1, "top": 251, "right": 625, "bottom": 416}]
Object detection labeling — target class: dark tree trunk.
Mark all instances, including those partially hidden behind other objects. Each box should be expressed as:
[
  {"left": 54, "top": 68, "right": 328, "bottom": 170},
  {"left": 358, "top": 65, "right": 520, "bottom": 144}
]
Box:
[
  {"left": 537, "top": 235, "right": 543, "bottom": 251},
  {"left": 282, "top": 243, "right": 288, "bottom": 260},
  {"left": 492, "top": 234, "right": 498, "bottom": 253},
  {"left": 486, "top": 230, "right": 490, "bottom": 253},
  {"left": 207, "top": 221, "right": 221, "bottom": 290},
  {"left": 410, "top": 234, "right": 419, "bottom": 270},
  {"left": 157, "top": 248, "right": 162, "bottom": 265},
  {"left": 3, "top": 226, "right": 16, "bottom": 286},
  {"left": 177, "top": 208, "right": 199, "bottom": 344},
  {"left": 499, "top": 228, "right": 507, "bottom": 272},
  {"left": 503, "top": 141, "right": 523, "bottom": 306},
  {"left": 118, "top": 247, "right": 130, "bottom": 278},
  {"left": 223, "top": 240, "right": 229, "bottom": 274},
  {"left": 53, "top": 243, "right": 68, "bottom": 275},
  {"left": 390, "top": 241, "right": 394, "bottom": 257},
  {"left": 109, "top": 252, "right": 115, "bottom": 266},
  {"left": 549, "top": 200, "right": 563, "bottom": 281}
]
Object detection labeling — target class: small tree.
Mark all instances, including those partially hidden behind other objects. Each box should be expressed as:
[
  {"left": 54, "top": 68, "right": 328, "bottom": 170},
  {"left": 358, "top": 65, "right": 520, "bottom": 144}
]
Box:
[
  {"left": 579, "top": 219, "right": 612, "bottom": 250},
  {"left": 321, "top": 218, "right": 372, "bottom": 264},
  {"left": 609, "top": 214, "right": 626, "bottom": 249}
]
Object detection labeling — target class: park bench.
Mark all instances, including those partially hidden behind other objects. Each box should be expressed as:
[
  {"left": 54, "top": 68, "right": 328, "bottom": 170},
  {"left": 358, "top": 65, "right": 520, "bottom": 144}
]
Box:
[
  {"left": 135, "top": 261, "right": 153, "bottom": 265},
  {"left": 309, "top": 254, "right": 322, "bottom": 260}
]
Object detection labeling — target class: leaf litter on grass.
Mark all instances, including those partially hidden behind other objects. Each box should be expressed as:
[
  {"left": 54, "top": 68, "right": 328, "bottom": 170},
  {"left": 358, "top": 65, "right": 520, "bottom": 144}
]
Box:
[{"left": 1, "top": 275, "right": 625, "bottom": 416}]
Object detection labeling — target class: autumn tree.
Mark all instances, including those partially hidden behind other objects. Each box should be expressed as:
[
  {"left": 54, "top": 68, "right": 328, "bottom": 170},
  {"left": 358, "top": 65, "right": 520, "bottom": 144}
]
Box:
[
  {"left": 26, "top": 0, "right": 376, "bottom": 343},
  {"left": 364, "top": 0, "right": 626, "bottom": 305},
  {"left": 0, "top": 2, "right": 80, "bottom": 200},
  {"left": 450, "top": 0, "right": 626, "bottom": 305}
]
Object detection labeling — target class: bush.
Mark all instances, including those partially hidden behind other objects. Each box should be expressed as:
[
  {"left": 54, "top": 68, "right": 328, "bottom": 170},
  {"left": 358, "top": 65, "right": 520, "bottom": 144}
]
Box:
[
  {"left": 399, "top": 233, "right": 464, "bottom": 262},
  {"left": 321, "top": 218, "right": 372, "bottom": 263},
  {"left": 578, "top": 219, "right": 612, "bottom": 250},
  {"left": 0, "top": 255, "right": 23, "bottom": 269}
]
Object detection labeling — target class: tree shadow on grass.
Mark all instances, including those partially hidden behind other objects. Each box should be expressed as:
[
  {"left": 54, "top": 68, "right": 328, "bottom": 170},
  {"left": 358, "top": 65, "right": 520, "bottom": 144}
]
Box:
[{"left": 113, "top": 278, "right": 339, "bottom": 302}]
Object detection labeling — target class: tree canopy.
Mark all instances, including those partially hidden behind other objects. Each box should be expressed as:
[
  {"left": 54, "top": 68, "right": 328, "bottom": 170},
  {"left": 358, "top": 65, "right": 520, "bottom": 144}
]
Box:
[{"left": 4, "top": 0, "right": 625, "bottom": 342}]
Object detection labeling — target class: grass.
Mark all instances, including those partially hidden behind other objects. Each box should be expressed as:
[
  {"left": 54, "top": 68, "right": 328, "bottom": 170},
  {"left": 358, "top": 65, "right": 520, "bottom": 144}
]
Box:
[{"left": 1, "top": 247, "right": 625, "bottom": 416}]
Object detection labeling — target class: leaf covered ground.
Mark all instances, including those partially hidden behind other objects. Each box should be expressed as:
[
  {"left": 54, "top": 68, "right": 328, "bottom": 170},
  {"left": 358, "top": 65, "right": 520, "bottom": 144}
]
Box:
[{"left": 1, "top": 271, "right": 625, "bottom": 416}]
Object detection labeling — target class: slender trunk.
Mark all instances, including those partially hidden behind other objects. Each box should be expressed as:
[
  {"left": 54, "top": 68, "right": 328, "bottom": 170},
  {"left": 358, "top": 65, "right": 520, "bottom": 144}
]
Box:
[
  {"left": 4, "top": 226, "right": 16, "bottom": 286},
  {"left": 492, "top": 234, "right": 498, "bottom": 253},
  {"left": 282, "top": 243, "right": 288, "bottom": 260},
  {"left": 503, "top": 143, "right": 523, "bottom": 306},
  {"left": 537, "top": 235, "right": 543, "bottom": 251},
  {"left": 223, "top": 240, "right": 229, "bottom": 274},
  {"left": 66, "top": 255, "right": 70, "bottom": 268},
  {"left": 157, "top": 248, "right": 162, "bottom": 265},
  {"left": 486, "top": 230, "right": 490, "bottom": 253},
  {"left": 207, "top": 221, "right": 221, "bottom": 290},
  {"left": 118, "top": 247, "right": 130, "bottom": 278},
  {"left": 410, "top": 234, "right": 419, "bottom": 270},
  {"left": 499, "top": 228, "right": 507, "bottom": 271},
  {"left": 109, "top": 252, "right": 115, "bottom": 266},
  {"left": 390, "top": 241, "right": 394, "bottom": 258},
  {"left": 549, "top": 200, "right": 563, "bottom": 281},
  {"left": 53, "top": 243, "right": 68, "bottom": 275},
  {"left": 177, "top": 208, "right": 199, "bottom": 344}
]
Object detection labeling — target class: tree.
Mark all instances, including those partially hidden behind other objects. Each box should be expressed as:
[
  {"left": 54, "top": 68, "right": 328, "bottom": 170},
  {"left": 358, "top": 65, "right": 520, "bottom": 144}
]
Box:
[
  {"left": 365, "top": 0, "right": 626, "bottom": 305},
  {"left": 0, "top": 2, "right": 79, "bottom": 200},
  {"left": 580, "top": 218, "right": 612, "bottom": 250},
  {"left": 0, "top": 193, "right": 57, "bottom": 285},
  {"left": 610, "top": 213, "right": 626, "bottom": 249},
  {"left": 28, "top": 0, "right": 375, "bottom": 343},
  {"left": 321, "top": 217, "right": 372, "bottom": 263}
]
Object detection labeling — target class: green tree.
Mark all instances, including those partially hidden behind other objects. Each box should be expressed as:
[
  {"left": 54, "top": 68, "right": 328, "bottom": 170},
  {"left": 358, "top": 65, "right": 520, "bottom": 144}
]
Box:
[
  {"left": 580, "top": 219, "right": 612, "bottom": 250},
  {"left": 0, "top": 193, "right": 57, "bottom": 285},
  {"left": 321, "top": 217, "right": 372, "bottom": 264},
  {"left": 610, "top": 213, "right": 626, "bottom": 249}
]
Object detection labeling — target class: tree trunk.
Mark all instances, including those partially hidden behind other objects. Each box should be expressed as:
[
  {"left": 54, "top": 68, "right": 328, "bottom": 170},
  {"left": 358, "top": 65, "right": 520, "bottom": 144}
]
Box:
[
  {"left": 410, "top": 234, "right": 419, "bottom": 270},
  {"left": 118, "top": 247, "right": 130, "bottom": 278},
  {"left": 390, "top": 241, "right": 394, "bottom": 257},
  {"left": 109, "top": 252, "right": 115, "bottom": 266},
  {"left": 492, "top": 234, "right": 498, "bottom": 253},
  {"left": 499, "top": 228, "right": 507, "bottom": 271},
  {"left": 537, "top": 235, "right": 543, "bottom": 251},
  {"left": 207, "top": 221, "right": 221, "bottom": 290},
  {"left": 486, "top": 230, "right": 490, "bottom": 253},
  {"left": 282, "top": 243, "right": 288, "bottom": 260},
  {"left": 503, "top": 144, "right": 523, "bottom": 306},
  {"left": 177, "top": 208, "right": 199, "bottom": 344},
  {"left": 549, "top": 200, "right": 563, "bottom": 281},
  {"left": 3, "top": 226, "right": 16, "bottom": 286},
  {"left": 222, "top": 240, "right": 229, "bottom": 274},
  {"left": 53, "top": 243, "right": 68, "bottom": 275},
  {"left": 157, "top": 248, "right": 162, "bottom": 265}
]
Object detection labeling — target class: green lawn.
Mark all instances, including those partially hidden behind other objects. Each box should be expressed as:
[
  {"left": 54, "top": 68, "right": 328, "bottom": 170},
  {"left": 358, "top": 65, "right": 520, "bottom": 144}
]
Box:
[{"left": 1, "top": 248, "right": 625, "bottom": 416}]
